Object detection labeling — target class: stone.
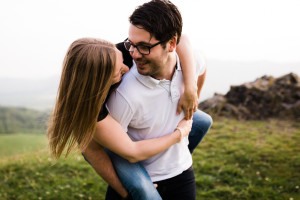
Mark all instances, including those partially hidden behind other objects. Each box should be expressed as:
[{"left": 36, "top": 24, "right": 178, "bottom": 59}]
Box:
[{"left": 198, "top": 73, "right": 300, "bottom": 120}]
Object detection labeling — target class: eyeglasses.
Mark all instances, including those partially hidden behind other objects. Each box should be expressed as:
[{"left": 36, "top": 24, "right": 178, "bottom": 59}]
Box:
[{"left": 123, "top": 38, "right": 166, "bottom": 55}]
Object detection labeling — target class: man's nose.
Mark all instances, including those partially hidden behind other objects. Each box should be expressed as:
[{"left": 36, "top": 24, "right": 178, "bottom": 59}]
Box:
[{"left": 131, "top": 47, "right": 142, "bottom": 59}]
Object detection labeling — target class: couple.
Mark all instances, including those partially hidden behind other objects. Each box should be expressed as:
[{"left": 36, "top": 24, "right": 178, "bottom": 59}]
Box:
[{"left": 47, "top": 0, "right": 212, "bottom": 199}]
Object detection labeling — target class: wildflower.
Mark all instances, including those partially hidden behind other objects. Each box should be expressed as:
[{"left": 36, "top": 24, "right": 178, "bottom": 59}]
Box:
[{"left": 256, "top": 171, "right": 260, "bottom": 175}]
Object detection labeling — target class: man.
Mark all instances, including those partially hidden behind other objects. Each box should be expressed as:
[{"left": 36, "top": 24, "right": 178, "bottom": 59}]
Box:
[
  {"left": 84, "top": 0, "right": 212, "bottom": 199},
  {"left": 105, "top": 1, "right": 211, "bottom": 199}
]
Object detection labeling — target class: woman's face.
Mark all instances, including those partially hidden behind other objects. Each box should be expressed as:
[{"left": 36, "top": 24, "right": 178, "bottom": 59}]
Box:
[{"left": 112, "top": 48, "right": 129, "bottom": 84}]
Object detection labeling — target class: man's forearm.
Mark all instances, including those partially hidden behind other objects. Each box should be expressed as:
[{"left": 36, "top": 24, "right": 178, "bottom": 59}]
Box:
[{"left": 83, "top": 140, "right": 128, "bottom": 198}]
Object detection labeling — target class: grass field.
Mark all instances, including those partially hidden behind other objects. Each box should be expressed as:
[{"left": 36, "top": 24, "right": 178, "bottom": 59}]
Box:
[
  {"left": 0, "top": 134, "right": 47, "bottom": 157},
  {"left": 0, "top": 118, "right": 299, "bottom": 200}
]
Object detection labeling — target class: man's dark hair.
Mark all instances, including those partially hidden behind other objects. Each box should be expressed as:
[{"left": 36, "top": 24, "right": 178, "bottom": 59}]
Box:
[{"left": 129, "top": 0, "right": 183, "bottom": 46}]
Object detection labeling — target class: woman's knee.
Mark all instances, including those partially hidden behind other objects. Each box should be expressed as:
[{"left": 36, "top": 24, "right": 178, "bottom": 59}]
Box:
[
  {"left": 203, "top": 113, "right": 213, "bottom": 130},
  {"left": 193, "top": 110, "right": 213, "bottom": 132}
]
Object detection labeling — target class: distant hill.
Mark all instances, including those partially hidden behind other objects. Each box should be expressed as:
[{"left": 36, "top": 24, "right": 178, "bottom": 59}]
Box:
[
  {"left": 1, "top": 60, "right": 299, "bottom": 110},
  {"left": 0, "top": 106, "right": 50, "bottom": 134}
]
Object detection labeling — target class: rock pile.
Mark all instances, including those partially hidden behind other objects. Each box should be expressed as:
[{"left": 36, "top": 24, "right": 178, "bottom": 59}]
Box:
[{"left": 199, "top": 73, "right": 300, "bottom": 120}]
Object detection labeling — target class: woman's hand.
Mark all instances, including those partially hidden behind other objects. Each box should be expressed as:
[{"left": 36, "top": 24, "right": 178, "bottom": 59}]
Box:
[
  {"left": 176, "top": 87, "right": 198, "bottom": 120},
  {"left": 177, "top": 118, "right": 193, "bottom": 138}
]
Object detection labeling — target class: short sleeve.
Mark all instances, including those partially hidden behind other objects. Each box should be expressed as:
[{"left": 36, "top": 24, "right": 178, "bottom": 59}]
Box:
[
  {"left": 106, "top": 90, "right": 134, "bottom": 132},
  {"left": 97, "top": 105, "right": 109, "bottom": 122}
]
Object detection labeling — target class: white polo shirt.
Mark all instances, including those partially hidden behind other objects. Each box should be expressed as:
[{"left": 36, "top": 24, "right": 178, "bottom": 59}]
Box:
[{"left": 107, "top": 53, "right": 205, "bottom": 182}]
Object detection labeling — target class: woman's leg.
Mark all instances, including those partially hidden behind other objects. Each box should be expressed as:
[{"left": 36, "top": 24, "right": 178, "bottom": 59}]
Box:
[
  {"left": 105, "top": 150, "right": 162, "bottom": 200},
  {"left": 188, "top": 110, "right": 212, "bottom": 154}
]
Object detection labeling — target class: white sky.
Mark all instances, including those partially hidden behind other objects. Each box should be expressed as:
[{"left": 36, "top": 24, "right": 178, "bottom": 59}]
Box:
[{"left": 0, "top": 0, "right": 300, "bottom": 79}]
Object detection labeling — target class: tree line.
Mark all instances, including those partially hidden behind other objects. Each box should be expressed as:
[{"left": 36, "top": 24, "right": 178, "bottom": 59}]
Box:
[{"left": 0, "top": 106, "right": 50, "bottom": 134}]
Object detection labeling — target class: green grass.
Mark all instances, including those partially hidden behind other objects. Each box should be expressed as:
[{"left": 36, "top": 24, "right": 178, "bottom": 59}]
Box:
[
  {"left": 0, "top": 118, "right": 299, "bottom": 200},
  {"left": 0, "top": 135, "right": 107, "bottom": 200},
  {"left": 193, "top": 118, "right": 300, "bottom": 200},
  {"left": 0, "top": 133, "right": 47, "bottom": 157}
]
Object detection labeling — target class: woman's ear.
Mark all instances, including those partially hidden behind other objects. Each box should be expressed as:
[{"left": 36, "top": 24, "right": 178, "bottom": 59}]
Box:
[{"left": 169, "top": 36, "right": 177, "bottom": 52}]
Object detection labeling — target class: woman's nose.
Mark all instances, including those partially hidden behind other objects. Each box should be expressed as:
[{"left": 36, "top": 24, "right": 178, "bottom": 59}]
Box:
[{"left": 122, "top": 65, "right": 129, "bottom": 74}]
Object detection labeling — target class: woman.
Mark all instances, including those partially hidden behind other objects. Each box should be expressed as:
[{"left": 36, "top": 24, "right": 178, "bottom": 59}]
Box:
[{"left": 47, "top": 38, "right": 195, "bottom": 199}]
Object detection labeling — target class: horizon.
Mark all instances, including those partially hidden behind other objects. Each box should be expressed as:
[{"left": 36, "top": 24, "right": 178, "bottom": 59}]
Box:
[
  {"left": 0, "top": 0, "right": 300, "bottom": 110},
  {"left": 0, "top": 60, "right": 299, "bottom": 111}
]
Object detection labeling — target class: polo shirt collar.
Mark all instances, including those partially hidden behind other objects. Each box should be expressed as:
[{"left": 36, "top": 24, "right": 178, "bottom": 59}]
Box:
[{"left": 132, "top": 54, "right": 182, "bottom": 89}]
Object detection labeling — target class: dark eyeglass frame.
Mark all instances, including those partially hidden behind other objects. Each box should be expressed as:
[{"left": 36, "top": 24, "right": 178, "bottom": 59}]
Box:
[{"left": 123, "top": 38, "right": 166, "bottom": 55}]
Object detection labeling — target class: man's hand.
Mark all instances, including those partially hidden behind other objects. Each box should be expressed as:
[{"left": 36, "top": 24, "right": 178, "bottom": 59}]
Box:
[{"left": 176, "top": 87, "right": 198, "bottom": 120}]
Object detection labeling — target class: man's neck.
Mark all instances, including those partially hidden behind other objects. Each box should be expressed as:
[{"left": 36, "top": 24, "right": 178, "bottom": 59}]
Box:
[{"left": 152, "top": 53, "right": 177, "bottom": 81}]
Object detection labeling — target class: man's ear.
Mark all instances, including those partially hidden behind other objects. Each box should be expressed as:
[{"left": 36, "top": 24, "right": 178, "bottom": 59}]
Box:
[{"left": 168, "top": 36, "right": 177, "bottom": 52}]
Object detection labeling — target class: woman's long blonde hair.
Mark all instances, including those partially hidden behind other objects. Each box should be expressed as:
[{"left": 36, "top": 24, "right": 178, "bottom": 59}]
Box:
[{"left": 47, "top": 38, "right": 116, "bottom": 160}]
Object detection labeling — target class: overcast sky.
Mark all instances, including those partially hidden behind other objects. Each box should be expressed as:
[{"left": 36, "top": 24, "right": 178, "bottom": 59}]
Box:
[{"left": 0, "top": 0, "right": 300, "bottom": 80}]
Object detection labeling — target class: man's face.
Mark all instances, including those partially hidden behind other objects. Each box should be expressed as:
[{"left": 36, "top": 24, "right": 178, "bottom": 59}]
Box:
[{"left": 128, "top": 24, "right": 168, "bottom": 79}]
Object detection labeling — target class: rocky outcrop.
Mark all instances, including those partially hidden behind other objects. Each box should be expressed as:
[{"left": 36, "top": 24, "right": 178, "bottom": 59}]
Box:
[{"left": 199, "top": 73, "right": 300, "bottom": 120}]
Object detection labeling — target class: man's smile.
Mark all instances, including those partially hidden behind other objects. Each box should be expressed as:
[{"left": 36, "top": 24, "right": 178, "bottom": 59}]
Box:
[{"left": 135, "top": 60, "right": 148, "bottom": 68}]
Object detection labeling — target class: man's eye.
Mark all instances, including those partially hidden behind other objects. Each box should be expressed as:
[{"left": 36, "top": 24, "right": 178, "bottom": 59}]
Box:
[{"left": 139, "top": 46, "right": 149, "bottom": 51}]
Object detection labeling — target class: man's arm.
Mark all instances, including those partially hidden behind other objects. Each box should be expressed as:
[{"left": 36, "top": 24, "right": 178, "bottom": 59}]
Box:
[
  {"left": 83, "top": 140, "right": 129, "bottom": 199},
  {"left": 176, "top": 35, "right": 198, "bottom": 120}
]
